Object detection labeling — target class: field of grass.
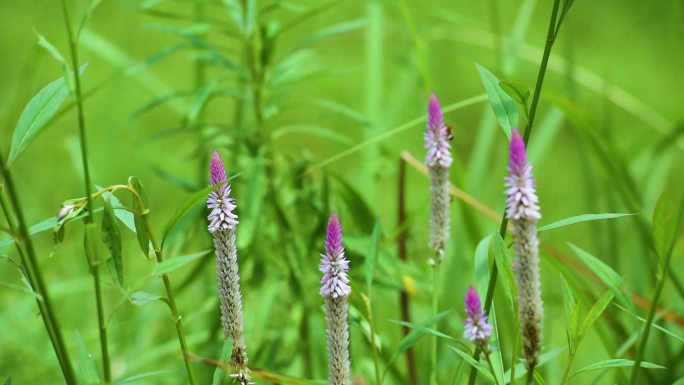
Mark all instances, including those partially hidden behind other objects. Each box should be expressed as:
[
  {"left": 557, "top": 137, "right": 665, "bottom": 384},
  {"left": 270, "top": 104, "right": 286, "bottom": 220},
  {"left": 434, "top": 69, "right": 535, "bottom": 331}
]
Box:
[{"left": 1, "top": 0, "right": 683, "bottom": 384}]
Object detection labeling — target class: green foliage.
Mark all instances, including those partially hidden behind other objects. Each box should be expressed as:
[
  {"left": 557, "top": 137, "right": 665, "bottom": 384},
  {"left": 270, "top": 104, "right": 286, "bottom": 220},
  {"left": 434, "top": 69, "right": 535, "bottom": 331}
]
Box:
[
  {"left": 1, "top": 1, "right": 683, "bottom": 384},
  {"left": 476, "top": 63, "right": 518, "bottom": 138},
  {"left": 8, "top": 74, "right": 71, "bottom": 165},
  {"left": 75, "top": 330, "right": 100, "bottom": 385}
]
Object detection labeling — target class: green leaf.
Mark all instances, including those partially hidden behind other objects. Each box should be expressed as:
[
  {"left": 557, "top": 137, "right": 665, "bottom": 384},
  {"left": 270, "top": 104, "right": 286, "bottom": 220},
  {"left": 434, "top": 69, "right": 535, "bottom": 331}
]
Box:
[
  {"left": 492, "top": 232, "right": 517, "bottom": 311},
  {"left": 383, "top": 310, "right": 453, "bottom": 377},
  {"left": 129, "top": 176, "right": 151, "bottom": 259},
  {"left": 76, "top": 330, "right": 101, "bottom": 385},
  {"left": 129, "top": 291, "right": 161, "bottom": 306},
  {"left": 499, "top": 81, "right": 530, "bottom": 106},
  {"left": 579, "top": 291, "right": 614, "bottom": 340},
  {"left": 237, "top": 154, "right": 264, "bottom": 249},
  {"left": 187, "top": 78, "right": 222, "bottom": 124},
  {"left": 567, "top": 243, "right": 635, "bottom": 319},
  {"left": 153, "top": 250, "right": 211, "bottom": 276},
  {"left": 4, "top": 377, "right": 11, "bottom": 385},
  {"left": 102, "top": 195, "right": 124, "bottom": 290},
  {"left": 161, "top": 182, "right": 225, "bottom": 248},
  {"left": 538, "top": 213, "right": 634, "bottom": 233},
  {"left": 212, "top": 339, "right": 232, "bottom": 385},
  {"left": 476, "top": 63, "right": 518, "bottom": 138},
  {"left": 8, "top": 73, "right": 71, "bottom": 165},
  {"left": 365, "top": 221, "right": 381, "bottom": 292},
  {"left": 449, "top": 346, "right": 495, "bottom": 382},
  {"left": 388, "top": 319, "right": 454, "bottom": 341},
  {"left": 559, "top": 274, "right": 578, "bottom": 346},
  {"left": 652, "top": 194, "right": 680, "bottom": 260},
  {"left": 83, "top": 223, "right": 98, "bottom": 269},
  {"left": 504, "top": 347, "right": 566, "bottom": 382},
  {"left": 568, "top": 359, "right": 664, "bottom": 380},
  {"left": 473, "top": 234, "right": 493, "bottom": 294},
  {"left": 36, "top": 33, "right": 67, "bottom": 67},
  {"left": 117, "top": 370, "right": 174, "bottom": 384}
]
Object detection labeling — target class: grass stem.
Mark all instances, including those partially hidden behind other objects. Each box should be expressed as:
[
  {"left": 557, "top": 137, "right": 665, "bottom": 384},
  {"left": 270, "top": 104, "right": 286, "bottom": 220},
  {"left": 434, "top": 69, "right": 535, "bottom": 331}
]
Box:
[
  {"left": 396, "top": 157, "right": 418, "bottom": 385},
  {"left": 60, "top": 0, "right": 111, "bottom": 381},
  {"left": 0, "top": 149, "right": 77, "bottom": 385},
  {"left": 429, "top": 262, "right": 440, "bottom": 385},
  {"left": 467, "top": 1, "right": 562, "bottom": 384}
]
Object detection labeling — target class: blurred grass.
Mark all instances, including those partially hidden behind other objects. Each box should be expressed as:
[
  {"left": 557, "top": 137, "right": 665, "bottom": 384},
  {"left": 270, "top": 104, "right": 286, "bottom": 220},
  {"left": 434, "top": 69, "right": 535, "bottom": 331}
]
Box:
[{"left": 1, "top": 0, "right": 683, "bottom": 384}]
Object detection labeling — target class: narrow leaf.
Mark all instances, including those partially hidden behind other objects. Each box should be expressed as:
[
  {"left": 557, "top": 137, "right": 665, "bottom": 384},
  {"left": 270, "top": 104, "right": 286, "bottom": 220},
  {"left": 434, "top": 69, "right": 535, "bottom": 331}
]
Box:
[
  {"left": 129, "top": 291, "right": 161, "bottom": 306},
  {"left": 102, "top": 196, "right": 124, "bottom": 290},
  {"left": 569, "top": 359, "right": 664, "bottom": 380},
  {"left": 161, "top": 182, "right": 225, "bottom": 248},
  {"left": 383, "top": 310, "right": 453, "bottom": 375},
  {"left": 567, "top": 243, "right": 635, "bottom": 318},
  {"left": 76, "top": 330, "right": 101, "bottom": 385},
  {"left": 153, "top": 250, "right": 211, "bottom": 276},
  {"left": 449, "top": 346, "right": 495, "bottom": 382},
  {"left": 579, "top": 291, "right": 614, "bottom": 340},
  {"left": 130, "top": 176, "right": 151, "bottom": 259},
  {"left": 538, "top": 213, "right": 634, "bottom": 233},
  {"left": 652, "top": 194, "right": 681, "bottom": 259},
  {"left": 499, "top": 81, "right": 530, "bottom": 106},
  {"left": 476, "top": 63, "right": 518, "bottom": 138},
  {"left": 492, "top": 232, "right": 517, "bottom": 311},
  {"left": 389, "top": 319, "right": 454, "bottom": 340},
  {"left": 212, "top": 339, "right": 233, "bottom": 385},
  {"left": 365, "top": 221, "right": 381, "bottom": 292},
  {"left": 8, "top": 74, "right": 70, "bottom": 165},
  {"left": 473, "top": 234, "right": 493, "bottom": 294},
  {"left": 504, "top": 347, "right": 566, "bottom": 382}
]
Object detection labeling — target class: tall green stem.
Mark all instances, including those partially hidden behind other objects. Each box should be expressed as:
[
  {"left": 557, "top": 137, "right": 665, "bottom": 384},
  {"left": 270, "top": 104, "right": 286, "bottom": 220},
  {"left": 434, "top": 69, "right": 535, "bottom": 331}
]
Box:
[
  {"left": 429, "top": 262, "right": 440, "bottom": 385},
  {"left": 0, "top": 149, "right": 77, "bottom": 385},
  {"left": 139, "top": 202, "right": 197, "bottom": 385},
  {"left": 630, "top": 248, "right": 675, "bottom": 383},
  {"left": 467, "top": 1, "right": 562, "bottom": 384},
  {"left": 60, "top": 0, "right": 111, "bottom": 381}
]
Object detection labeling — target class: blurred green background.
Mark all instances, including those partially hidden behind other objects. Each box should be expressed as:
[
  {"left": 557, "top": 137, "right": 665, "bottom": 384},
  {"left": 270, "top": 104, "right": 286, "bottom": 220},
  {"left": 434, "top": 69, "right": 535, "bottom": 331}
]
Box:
[{"left": 1, "top": 0, "right": 683, "bottom": 384}]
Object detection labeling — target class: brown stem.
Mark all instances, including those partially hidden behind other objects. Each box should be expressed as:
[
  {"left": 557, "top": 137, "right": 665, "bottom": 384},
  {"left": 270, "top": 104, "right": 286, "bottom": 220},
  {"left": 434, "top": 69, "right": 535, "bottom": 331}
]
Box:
[{"left": 397, "top": 157, "right": 418, "bottom": 385}]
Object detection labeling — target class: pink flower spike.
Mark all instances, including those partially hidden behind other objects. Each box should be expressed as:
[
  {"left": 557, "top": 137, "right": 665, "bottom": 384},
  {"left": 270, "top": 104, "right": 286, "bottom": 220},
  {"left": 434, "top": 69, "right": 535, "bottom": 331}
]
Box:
[
  {"left": 425, "top": 93, "right": 453, "bottom": 169},
  {"left": 207, "top": 151, "right": 238, "bottom": 233},
  {"left": 320, "top": 212, "right": 351, "bottom": 299}
]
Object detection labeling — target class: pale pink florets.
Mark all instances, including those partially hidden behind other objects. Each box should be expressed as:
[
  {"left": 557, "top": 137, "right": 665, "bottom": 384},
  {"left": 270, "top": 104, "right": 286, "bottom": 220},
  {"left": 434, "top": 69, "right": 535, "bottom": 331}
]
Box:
[
  {"left": 463, "top": 286, "right": 492, "bottom": 344},
  {"left": 505, "top": 130, "right": 541, "bottom": 222}
]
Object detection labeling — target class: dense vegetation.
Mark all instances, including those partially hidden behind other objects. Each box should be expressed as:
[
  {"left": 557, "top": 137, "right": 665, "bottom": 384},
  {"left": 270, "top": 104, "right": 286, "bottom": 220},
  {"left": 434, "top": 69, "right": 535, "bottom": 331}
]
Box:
[{"left": 1, "top": 1, "right": 683, "bottom": 384}]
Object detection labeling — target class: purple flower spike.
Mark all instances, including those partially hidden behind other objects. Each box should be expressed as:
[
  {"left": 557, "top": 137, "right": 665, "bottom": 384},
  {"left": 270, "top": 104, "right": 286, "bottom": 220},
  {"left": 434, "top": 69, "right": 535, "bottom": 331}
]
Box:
[
  {"left": 463, "top": 286, "right": 492, "bottom": 345},
  {"left": 505, "top": 130, "right": 541, "bottom": 222},
  {"left": 320, "top": 212, "right": 351, "bottom": 299},
  {"left": 425, "top": 93, "right": 453, "bottom": 169},
  {"left": 207, "top": 151, "right": 238, "bottom": 233},
  {"left": 210, "top": 151, "right": 228, "bottom": 185},
  {"left": 504, "top": 130, "right": 544, "bottom": 369}
]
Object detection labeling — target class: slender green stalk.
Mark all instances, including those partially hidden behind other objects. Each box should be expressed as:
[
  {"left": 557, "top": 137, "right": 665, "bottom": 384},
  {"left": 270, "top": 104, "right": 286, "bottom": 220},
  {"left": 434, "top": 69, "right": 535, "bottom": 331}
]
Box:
[
  {"left": 136, "top": 192, "right": 198, "bottom": 385},
  {"left": 60, "top": 1, "right": 111, "bottom": 381},
  {"left": 484, "top": 350, "right": 502, "bottom": 385},
  {"left": 630, "top": 245, "right": 677, "bottom": 383},
  {"left": 363, "top": 294, "right": 382, "bottom": 385},
  {"left": 0, "top": 149, "right": 77, "bottom": 385},
  {"left": 467, "top": 1, "right": 562, "bottom": 384},
  {"left": 522, "top": 0, "right": 561, "bottom": 143},
  {"left": 429, "top": 263, "right": 440, "bottom": 385},
  {"left": 396, "top": 158, "right": 418, "bottom": 385}
]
